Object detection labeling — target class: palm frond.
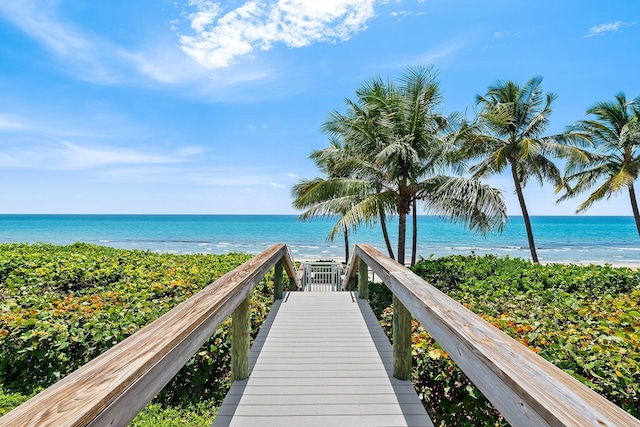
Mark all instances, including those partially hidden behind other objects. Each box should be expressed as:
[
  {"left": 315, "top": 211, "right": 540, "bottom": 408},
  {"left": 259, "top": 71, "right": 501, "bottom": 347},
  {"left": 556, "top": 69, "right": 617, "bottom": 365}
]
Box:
[
  {"left": 419, "top": 176, "right": 507, "bottom": 234},
  {"left": 575, "top": 168, "right": 632, "bottom": 213}
]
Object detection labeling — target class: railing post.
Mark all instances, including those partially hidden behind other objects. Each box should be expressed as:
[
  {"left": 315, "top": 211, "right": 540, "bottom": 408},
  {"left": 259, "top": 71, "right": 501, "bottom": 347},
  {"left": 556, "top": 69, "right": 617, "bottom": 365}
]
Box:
[
  {"left": 393, "top": 295, "right": 411, "bottom": 380},
  {"left": 231, "top": 294, "right": 251, "bottom": 381},
  {"left": 358, "top": 257, "right": 368, "bottom": 299},
  {"left": 274, "top": 258, "right": 284, "bottom": 300}
]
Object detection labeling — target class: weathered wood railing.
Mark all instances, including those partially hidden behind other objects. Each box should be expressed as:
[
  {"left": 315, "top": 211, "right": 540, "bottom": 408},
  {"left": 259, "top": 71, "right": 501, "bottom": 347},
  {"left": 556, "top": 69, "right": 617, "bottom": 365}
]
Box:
[
  {"left": 0, "top": 244, "right": 299, "bottom": 427},
  {"left": 344, "top": 244, "right": 640, "bottom": 427}
]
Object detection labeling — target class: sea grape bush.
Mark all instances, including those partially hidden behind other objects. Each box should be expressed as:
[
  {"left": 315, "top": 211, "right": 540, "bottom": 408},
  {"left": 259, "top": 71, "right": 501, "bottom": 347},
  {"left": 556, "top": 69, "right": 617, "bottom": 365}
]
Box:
[
  {"left": 370, "top": 255, "right": 640, "bottom": 426},
  {"left": 369, "top": 281, "right": 505, "bottom": 426},
  {"left": 0, "top": 243, "right": 278, "bottom": 419},
  {"left": 2, "top": 244, "right": 638, "bottom": 425}
]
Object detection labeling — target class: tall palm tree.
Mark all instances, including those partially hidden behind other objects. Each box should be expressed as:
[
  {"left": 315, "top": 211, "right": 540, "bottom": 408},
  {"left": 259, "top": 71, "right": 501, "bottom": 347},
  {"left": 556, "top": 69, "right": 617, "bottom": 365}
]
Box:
[
  {"left": 321, "top": 79, "right": 399, "bottom": 260},
  {"left": 291, "top": 140, "right": 362, "bottom": 263},
  {"left": 322, "top": 65, "right": 507, "bottom": 266},
  {"left": 459, "top": 76, "right": 567, "bottom": 263},
  {"left": 559, "top": 93, "right": 640, "bottom": 235}
]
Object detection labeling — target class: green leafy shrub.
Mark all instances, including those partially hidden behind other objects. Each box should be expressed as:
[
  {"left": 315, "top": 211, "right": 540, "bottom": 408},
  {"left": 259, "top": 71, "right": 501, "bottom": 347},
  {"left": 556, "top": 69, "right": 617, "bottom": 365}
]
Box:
[
  {"left": 0, "top": 243, "right": 280, "bottom": 423},
  {"left": 369, "top": 255, "right": 640, "bottom": 426}
]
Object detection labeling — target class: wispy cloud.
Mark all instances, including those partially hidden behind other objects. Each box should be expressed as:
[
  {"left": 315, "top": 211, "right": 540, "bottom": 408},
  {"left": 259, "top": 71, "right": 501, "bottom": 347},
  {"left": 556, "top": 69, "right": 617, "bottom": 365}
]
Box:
[
  {"left": 97, "top": 165, "right": 290, "bottom": 188},
  {"left": 0, "top": 106, "right": 151, "bottom": 142},
  {"left": 0, "top": 1, "right": 377, "bottom": 98},
  {"left": 397, "top": 40, "right": 465, "bottom": 67},
  {"left": 0, "top": 141, "right": 186, "bottom": 170},
  {"left": 177, "top": 0, "right": 376, "bottom": 69},
  {"left": 492, "top": 31, "right": 519, "bottom": 39},
  {"left": 0, "top": 108, "right": 203, "bottom": 171},
  {"left": 58, "top": 142, "right": 182, "bottom": 169},
  {"left": 0, "top": 1, "right": 127, "bottom": 84},
  {"left": 0, "top": 114, "right": 26, "bottom": 131},
  {"left": 584, "top": 21, "right": 635, "bottom": 38},
  {"left": 0, "top": 1, "right": 209, "bottom": 87},
  {"left": 390, "top": 10, "right": 412, "bottom": 19}
]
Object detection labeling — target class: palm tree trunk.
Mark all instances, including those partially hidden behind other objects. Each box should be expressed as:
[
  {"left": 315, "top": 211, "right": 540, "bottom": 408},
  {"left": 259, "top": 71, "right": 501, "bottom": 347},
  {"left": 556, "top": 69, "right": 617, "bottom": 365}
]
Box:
[
  {"left": 629, "top": 183, "right": 640, "bottom": 237},
  {"left": 511, "top": 160, "right": 539, "bottom": 263},
  {"left": 411, "top": 199, "right": 418, "bottom": 267},
  {"left": 343, "top": 224, "right": 350, "bottom": 264},
  {"left": 379, "top": 209, "right": 395, "bottom": 260},
  {"left": 397, "top": 212, "right": 407, "bottom": 266}
]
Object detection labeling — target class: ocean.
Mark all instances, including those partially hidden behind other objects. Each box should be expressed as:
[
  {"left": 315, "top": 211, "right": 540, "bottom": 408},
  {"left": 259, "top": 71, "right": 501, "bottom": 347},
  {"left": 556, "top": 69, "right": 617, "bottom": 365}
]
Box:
[{"left": 0, "top": 215, "right": 639, "bottom": 266}]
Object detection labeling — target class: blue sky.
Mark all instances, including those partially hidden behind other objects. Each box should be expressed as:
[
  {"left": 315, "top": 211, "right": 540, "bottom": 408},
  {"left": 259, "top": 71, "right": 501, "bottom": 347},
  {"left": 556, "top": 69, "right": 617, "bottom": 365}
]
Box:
[{"left": 0, "top": 0, "right": 638, "bottom": 215}]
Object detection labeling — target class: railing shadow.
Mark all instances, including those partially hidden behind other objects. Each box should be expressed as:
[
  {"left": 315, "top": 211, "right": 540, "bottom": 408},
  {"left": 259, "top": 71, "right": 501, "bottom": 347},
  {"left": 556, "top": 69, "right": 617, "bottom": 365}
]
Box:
[
  {"left": 355, "top": 298, "right": 434, "bottom": 427},
  {"left": 345, "top": 243, "right": 640, "bottom": 427},
  {"left": 212, "top": 299, "right": 283, "bottom": 427}
]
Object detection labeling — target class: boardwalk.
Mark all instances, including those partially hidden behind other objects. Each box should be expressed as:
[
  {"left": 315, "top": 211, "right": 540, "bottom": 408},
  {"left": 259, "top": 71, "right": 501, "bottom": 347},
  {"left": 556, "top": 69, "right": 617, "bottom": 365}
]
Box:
[{"left": 214, "top": 292, "right": 433, "bottom": 427}]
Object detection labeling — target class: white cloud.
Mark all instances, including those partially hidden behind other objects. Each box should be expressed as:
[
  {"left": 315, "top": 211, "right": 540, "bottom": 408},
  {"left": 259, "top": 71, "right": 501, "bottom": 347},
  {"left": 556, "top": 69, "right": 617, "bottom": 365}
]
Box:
[
  {"left": 178, "top": 0, "right": 376, "bottom": 69},
  {"left": 0, "top": 1, "right": 208, "bottom": 87},
  {"left": 0, "top": 2, "right": 90, "bottom": 57},
  {"left": 58, "top": 142, "right": 182, "bottom": 169},
  {"left": 0, "top": 114, "right": 26, "bottom": 131},
  {"left": 491, "top": 31, "right": 519, "bottom": 39},
  {"left": 406, "top": 41, "right": 464, "bottom": 65},
  {"left": 584, "top": 21, "right": 635, "bottom": 38},
  {"left": 97, "top": 165, "right": 291, "bottom": 188},
  {"left": 0, "top": 141, "right": 185, "bottom": 170},
  {"left": 0, "top": 0, "right": 384, "bottom": 99},
  {"left": 391, "top": 10, "right": 412, "bottom": 18},
  {"left": 286, "top": 173, "right": 298, "bottom": 179},
  {"left": 0, "top": 2, "right": 124, "bottom": 84},
  {"left": 0, "top": 1, "right": 298, "bottom": 98}
]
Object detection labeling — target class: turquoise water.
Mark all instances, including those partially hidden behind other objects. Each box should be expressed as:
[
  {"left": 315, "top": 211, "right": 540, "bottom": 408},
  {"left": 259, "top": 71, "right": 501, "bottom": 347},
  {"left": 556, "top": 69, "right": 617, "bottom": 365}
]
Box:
[{"left": 0, "top": 215, "right": 638, "bottom": 265}]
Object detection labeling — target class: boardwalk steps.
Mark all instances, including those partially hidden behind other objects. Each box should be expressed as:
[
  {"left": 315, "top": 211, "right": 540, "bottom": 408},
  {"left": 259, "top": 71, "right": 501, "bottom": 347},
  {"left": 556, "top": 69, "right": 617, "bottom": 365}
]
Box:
[{"left": 214, "top": 293, "right": 433, "bottom": 427}]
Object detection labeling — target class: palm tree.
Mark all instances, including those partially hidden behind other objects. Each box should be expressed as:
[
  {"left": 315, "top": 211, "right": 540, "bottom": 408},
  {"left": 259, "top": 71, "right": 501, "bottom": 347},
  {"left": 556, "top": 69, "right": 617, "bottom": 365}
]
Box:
[
  {"left": 321, "top": 80, "right": 399, "bottom": 261},
  {"left": 291, "top": 140, "right": 362, "bottom": 264},
  {"left": 558, "top": 93, "right": 640, "bottom": 235},
  {"left": 322, "top": 65, "right": 507, "bottom": 266},
  {"left": 459, "top": 76, "right": 567, "bottom": 263}
]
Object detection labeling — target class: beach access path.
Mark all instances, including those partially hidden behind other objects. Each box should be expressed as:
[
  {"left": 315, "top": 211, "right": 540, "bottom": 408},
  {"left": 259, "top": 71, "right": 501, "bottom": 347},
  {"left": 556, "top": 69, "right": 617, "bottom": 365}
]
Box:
[{"left": 212, "top": 292, "right": 433, "bottom": 427}]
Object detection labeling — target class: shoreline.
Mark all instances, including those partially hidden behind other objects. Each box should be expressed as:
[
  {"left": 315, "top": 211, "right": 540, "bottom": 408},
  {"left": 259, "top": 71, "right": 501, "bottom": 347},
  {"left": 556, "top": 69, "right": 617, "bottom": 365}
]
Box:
[
  {"left": 295, "top": 256, "right": 640, "bottom": 269},
  {"left": 2, "top": 215, "right": 639, "bottom": 267},
  {"left": 2, "top": 240, "right": 639, "bottom": 269}
]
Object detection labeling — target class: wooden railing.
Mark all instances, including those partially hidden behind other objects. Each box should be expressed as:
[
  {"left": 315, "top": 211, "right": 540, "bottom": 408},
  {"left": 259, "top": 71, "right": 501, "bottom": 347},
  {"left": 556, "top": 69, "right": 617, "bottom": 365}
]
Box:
[
  {"left": 0, "top": 244, "right": 299, "bottom": 427},
  {"left": 344, "top": 244, "right": 640, "bottom": 427}
]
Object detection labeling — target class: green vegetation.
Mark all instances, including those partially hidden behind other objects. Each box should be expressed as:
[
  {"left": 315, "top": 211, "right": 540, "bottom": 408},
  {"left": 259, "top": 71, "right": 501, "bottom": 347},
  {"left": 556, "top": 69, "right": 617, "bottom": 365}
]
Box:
[
  {"left": 0, "top": 242, "right": 278, "bottom": 425},
  {"left": 368, "top": 255, "right": 640, "bottom": 426},
  {"left": 2, "top": 243, "right": 639, "bottom": 425}
]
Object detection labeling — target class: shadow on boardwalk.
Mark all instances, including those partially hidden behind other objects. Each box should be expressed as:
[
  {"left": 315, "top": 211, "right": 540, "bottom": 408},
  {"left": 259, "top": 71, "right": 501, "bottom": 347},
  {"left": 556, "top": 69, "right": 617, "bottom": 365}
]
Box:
[{"left": 213, "top": 292, "right": 432, "bottom": 427}]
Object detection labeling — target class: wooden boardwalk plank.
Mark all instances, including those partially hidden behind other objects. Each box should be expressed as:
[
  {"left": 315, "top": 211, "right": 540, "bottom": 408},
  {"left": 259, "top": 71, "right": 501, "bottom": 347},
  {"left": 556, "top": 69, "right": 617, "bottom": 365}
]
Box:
[{"left": 213, "top": 292, "right": 433, "bottom": 427}]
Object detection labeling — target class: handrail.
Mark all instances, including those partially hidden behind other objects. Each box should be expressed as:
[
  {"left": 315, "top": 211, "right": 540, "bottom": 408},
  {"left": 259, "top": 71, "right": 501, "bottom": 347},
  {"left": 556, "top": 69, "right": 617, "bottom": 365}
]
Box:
[
  {"left": 0, "top": 244, "right": 299, "bottom": 427},
  {"left": 344, "top": 244, "right": 640, "bottom": 427}
]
